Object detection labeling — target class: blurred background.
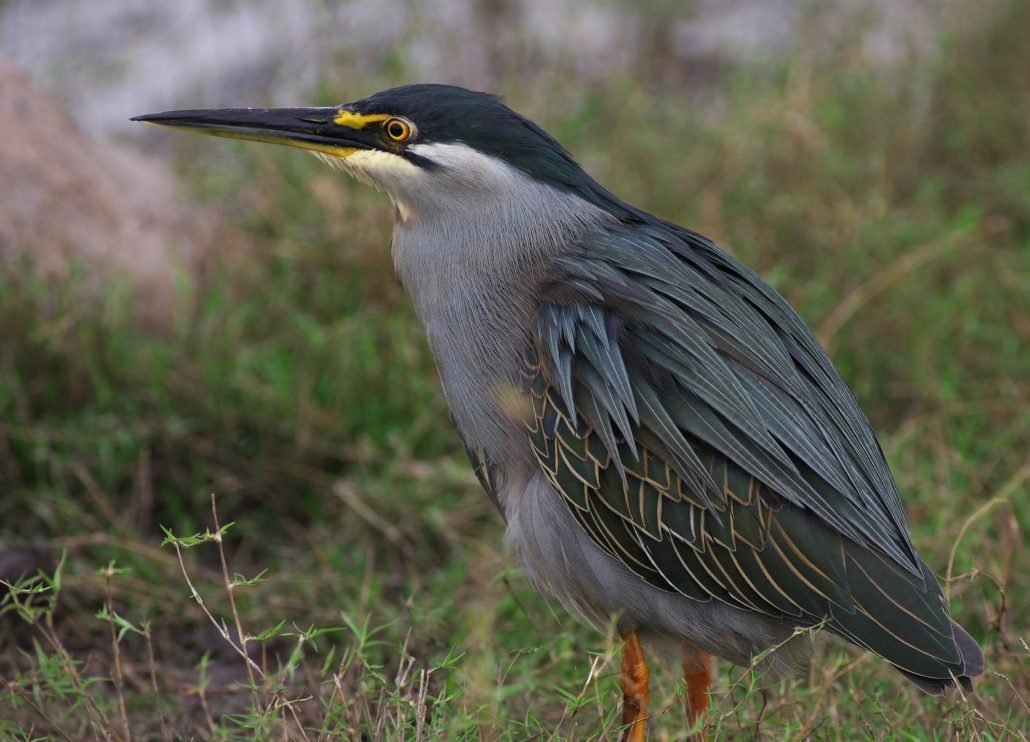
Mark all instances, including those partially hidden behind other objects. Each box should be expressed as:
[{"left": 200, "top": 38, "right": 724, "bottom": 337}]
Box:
[{"left": 0, "top": 0, "right": 1026, "bottom": 738}]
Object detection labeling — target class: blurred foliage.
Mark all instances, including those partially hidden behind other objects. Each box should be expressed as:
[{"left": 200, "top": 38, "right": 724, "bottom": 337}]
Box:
[{"left": 0, "top": 0, "right": 1027, "bottom": 738}]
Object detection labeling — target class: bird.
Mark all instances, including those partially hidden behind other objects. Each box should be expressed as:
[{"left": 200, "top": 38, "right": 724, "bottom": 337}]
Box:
[{"left": 134, "top": 84, "right": 984, "bottom": 740}]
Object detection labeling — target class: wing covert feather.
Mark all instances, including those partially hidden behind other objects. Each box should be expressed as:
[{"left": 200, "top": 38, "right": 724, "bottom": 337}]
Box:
[{"left": 517, "top": 222, "right": 972, "bottom": 684}]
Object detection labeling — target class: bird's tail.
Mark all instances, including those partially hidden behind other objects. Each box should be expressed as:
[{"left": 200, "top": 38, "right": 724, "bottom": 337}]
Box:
[
  {"left": 826, "top": 544, "right": 985, "bottom": 695},
  {"left": 898, "top": 619, "right": 984, "bottom": 694}
]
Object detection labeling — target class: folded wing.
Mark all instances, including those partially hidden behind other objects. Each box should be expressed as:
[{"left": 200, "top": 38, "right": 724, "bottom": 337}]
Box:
[{"left": 521, "top": 222, "right": 982, "bottom": 690}]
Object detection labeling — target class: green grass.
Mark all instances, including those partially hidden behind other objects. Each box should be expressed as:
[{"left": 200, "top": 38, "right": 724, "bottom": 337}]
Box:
[{"left": 1, "top": 2, "right": 1028, "bottom": 739}]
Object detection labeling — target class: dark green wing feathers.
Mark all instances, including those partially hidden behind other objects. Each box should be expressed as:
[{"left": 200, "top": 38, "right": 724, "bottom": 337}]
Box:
[{"left": 521, "top": 222, "right": 982, "bottom": 690}]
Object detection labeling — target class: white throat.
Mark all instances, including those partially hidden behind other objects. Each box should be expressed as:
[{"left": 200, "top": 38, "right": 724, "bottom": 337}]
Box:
[{"left": 369, "top": 142, "right": 611, "bottom": 469}]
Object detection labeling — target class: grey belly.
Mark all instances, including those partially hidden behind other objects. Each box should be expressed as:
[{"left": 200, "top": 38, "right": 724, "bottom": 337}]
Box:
[{"left": 503, "top": 471, "right": 806, "bottom": 670}]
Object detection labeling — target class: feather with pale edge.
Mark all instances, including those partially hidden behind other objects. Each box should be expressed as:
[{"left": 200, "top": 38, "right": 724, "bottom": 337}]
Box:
[{"left": 520, "top": 221, "right": 983, "bottom": 691}]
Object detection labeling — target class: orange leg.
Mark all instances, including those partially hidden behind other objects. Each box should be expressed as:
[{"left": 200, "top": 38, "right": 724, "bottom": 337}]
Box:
[
  {"left": 619, "top": 631, "right": 650, "bottom": 742},
  {"left": 683, "top": 649, "right": 713, "bottom": 737}
]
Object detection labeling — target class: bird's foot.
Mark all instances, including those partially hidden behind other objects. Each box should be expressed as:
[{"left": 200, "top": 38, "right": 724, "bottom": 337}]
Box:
[
  {"left": 683, "top": 649, "right": 713, "bottom": 741},
  {"left": 619, "top": 631, "right": 650, "bottom": 742}
]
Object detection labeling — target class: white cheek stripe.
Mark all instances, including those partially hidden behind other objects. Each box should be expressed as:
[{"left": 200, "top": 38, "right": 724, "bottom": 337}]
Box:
[
  {"left": 343, "top": 148, "right": 424, "bottom": 181},
  {"left": 309, "top": 148, "right": 422, "bottom": 184},
  {"left": 408, "top": 141, "right": 520, "bottom": 183},
  {"left": 310, "top": 141, "right": 532, "bottom": 223}
]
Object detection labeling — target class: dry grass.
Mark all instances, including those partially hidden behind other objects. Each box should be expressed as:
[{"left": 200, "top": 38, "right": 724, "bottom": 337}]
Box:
[{"left": 1, "top": 0, "right": 1028, "bottom": 739}]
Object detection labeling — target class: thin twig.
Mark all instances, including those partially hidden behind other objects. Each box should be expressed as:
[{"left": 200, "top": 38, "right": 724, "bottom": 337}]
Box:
[
  {"left": 103, "top": 571, "right": 133, "bottom": 742},
  {"left": 945, "top": 492, "right": 1018, "bottom": 601},
  {"left": 210, "top": 494, "right": 260, "bottom": 699},
  {"left": 333, "top": 479, "right": 412, "bottom": 557},
  {"left": 548, "top": 653, "right": 606, "bottom": 742},
  {"left": 208, "top": 495, "right": 312, "bottom": 741},
  {"left": 37, "top": 611, "right": 114, "bottom": 737},
  {"left": 169, "top": 540, "right": 263, "bottom": 678},
  {"left": 142, "top": 620, "right": 173, "bottom": 742},
  {"left": 816, "top": 237, "right": 957, "bottom": 346},
  {"left": 194, "top": 663, "right": 217, "bottom": 737},
  {"left": 2, "top": 677, "right": 77, "bottom": 740}
]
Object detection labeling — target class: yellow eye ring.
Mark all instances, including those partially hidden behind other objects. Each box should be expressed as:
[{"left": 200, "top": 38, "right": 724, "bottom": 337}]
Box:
[{"left": 385, "top": 118, "right": 412, "bottom": 142}]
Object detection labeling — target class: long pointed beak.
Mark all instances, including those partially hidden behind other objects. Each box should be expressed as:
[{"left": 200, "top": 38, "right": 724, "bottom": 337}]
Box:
[{"left": 130, "top": 107, "right": 380, "bottom": 157}]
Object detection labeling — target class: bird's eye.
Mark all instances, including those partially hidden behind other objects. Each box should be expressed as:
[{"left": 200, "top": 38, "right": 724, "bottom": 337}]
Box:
[{"left": 385, "top": 118, "right": 412, "bottom": 142}]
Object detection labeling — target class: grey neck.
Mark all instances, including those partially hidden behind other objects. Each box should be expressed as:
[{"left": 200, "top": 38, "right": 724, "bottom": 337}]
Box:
[{"left": 388, "top": 144, "right": 611, "bottom": 480}]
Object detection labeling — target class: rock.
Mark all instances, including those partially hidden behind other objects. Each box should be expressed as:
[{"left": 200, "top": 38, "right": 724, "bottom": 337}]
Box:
[{"left": 0, "top": 58, "right": 228, "bottom": 326}]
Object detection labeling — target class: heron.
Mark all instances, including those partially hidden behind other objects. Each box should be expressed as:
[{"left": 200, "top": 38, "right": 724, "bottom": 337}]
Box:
[{"left": 134, "top": 84, "right": 983, "bottom": 739}]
